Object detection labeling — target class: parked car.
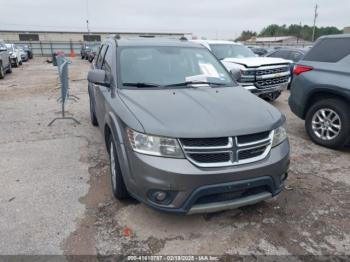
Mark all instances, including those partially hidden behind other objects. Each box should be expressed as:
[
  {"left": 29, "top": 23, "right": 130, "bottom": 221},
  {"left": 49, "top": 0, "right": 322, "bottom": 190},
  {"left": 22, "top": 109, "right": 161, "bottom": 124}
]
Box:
[
  {"left": 80, "top": 44, "right": 92, "bottom": 60},
  {"left": 193, "top": 40, "right": 291, "bottom": 102},
  {"left": 289, "top": 34, "right": 350, "bottom": 149},
  {"left": 5, "top": 44, "right": 22, "bottom": 67},
  {"left": 249, "top": 47, "right": 269, "bottom": 56},
  {"left": 14, "top": 44, "right": 33, "bottom": 59},
  {"left": 0, "top": 41, "right": 12, "bottom": 79},
  {"left": 19, "top": 48, "right": 29, "bottom": 62},
  {"left": 266, "top": 48, "right": 309, "bottom": 89},
  {"left": 88, "top": 45, "right": 99, "bottom": 63},
  {"left": 87, "top": 36, "right": 290, "bottom": 214}
]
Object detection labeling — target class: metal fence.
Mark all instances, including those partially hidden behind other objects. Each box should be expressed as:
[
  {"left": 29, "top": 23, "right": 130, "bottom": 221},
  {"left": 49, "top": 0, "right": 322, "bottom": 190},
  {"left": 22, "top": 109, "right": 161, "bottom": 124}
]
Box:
[{"left": 10, "top": 40, "right": 100, "bottom": 56}]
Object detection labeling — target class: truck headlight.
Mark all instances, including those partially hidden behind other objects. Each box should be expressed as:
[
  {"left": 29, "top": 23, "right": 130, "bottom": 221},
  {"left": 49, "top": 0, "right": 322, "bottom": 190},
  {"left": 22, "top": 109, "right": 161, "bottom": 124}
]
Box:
[
  {"left": 127, "top": 128, "right": 184, "bottom": 158},
  {"left": 272, "top": 123, "right": 288, "bottom": 147}
]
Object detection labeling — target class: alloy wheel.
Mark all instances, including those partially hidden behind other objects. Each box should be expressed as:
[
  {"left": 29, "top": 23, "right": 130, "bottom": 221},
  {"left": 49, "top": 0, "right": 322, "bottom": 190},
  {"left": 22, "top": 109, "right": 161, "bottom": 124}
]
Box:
[{"left": 311, "top": 108, "right": 341, "bottom": 140}]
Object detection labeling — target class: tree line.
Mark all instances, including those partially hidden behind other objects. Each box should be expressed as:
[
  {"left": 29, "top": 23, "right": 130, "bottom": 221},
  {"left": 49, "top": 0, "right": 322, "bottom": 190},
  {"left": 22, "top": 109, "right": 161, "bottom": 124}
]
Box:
[{"left": 236, "top": 24, "right": 342, "bottom": 42}]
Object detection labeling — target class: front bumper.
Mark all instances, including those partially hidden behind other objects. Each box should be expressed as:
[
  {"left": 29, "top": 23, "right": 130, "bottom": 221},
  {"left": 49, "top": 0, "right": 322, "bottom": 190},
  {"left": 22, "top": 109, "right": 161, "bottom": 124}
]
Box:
[
  {"left": 122, "top": 139, "right": 290, "bottom": 214},
  {"left": 243, "top": 82, "right": 289, "bottom": 95}
]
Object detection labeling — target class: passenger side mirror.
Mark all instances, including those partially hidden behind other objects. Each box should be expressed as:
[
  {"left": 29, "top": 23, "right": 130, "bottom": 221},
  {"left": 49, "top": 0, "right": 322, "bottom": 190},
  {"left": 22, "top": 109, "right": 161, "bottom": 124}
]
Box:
[
  {"left": 230, "top": 69, "right": 241, "bottom": 81},
  {"left": 87, "top": 69, "right": 111, "bottom": 88}
]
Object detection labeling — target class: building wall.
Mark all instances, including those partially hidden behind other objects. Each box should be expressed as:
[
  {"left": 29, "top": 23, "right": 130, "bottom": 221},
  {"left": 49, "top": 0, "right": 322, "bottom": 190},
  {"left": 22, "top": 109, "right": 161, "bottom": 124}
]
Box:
[
  {"left": 0, "top": 31, "right": 190, "bottom": 42},
  {"left": 344, "top": 27, "right": 350, "bottom": 34}
]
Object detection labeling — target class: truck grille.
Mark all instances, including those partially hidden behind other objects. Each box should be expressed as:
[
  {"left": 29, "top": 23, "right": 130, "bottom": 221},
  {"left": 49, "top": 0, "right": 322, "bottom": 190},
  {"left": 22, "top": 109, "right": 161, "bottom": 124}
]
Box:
[
  {"left": 240, "top": 64, "right": 290, "bottom": 89},
  {"left": 179, "top": 131, "right": 273, "bottom": 168},
  {"left": 256, "top": 66, "right": 289, "bottom": 76},
  {"left": 256, "top": 76, "right": 290, "bottom": 89}
]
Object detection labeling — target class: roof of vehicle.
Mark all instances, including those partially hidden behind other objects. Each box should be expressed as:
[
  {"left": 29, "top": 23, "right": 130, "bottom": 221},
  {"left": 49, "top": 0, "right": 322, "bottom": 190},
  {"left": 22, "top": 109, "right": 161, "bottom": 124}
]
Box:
[
  {"left": 191, "top": 39, "right": 242, "bottom": 46},
  {"left": 319, "top": 33, "right": 350, "bottom": 39},
  {"left": 108, "top": 38, "right": 204, "bottom": 48},
  {"left": 270, "top": 47, "right": 309, "bottom": 53}
]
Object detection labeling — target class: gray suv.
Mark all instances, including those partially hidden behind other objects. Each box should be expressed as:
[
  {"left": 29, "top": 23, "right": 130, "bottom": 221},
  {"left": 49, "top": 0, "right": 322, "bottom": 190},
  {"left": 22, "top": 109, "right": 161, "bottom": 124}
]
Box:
[
  {"left": 289, "top": 34, "right": 350, "bottom": 149},
  {"left": 0, "top": 40, "right": 12, "bottom": 79},
  {"left": 87, "top": 36, "right": 290, "bottom": 214}
]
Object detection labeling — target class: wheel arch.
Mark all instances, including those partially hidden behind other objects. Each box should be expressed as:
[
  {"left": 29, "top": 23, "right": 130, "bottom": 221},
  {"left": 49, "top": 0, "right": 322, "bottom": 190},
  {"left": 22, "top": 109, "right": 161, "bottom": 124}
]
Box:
[{"left": 304, "top": 88, "right": 350, "bottom": 118}]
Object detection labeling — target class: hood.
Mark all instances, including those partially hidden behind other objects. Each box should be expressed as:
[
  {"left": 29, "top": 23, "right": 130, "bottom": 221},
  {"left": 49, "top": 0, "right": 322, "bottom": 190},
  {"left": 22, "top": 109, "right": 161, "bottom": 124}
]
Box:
[
  {"left": 119, "top": 86, "right": 283, "bottom": 138},
  {"left": 223, "top": 57, "right": 290, "bottom": 68}
]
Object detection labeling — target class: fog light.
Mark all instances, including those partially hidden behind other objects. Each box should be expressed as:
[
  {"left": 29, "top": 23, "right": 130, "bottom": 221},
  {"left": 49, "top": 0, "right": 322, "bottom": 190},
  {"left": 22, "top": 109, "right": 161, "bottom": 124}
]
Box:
[
  {"left": 154, "top": 191, "right": 167, "bottom": 202},
  {"left": 280, "top": 172, "right": 288, "bottom": 182}
]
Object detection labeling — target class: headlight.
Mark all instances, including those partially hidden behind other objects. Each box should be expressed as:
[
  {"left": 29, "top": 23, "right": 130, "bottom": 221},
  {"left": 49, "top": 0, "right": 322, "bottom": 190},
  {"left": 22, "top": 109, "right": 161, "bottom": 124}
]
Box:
[
  {"left": 127, "top": 128, "right": 184, "bottom": 158},
  {"left": 272, "top": 123, "right": 288, "bottom": 147}
]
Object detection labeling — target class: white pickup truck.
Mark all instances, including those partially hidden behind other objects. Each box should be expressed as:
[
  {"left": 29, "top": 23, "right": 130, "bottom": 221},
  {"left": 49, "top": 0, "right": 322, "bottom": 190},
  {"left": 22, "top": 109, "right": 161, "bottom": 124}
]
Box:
[{"left": 192, "top": 40, "right": 291, "bottom": 101}]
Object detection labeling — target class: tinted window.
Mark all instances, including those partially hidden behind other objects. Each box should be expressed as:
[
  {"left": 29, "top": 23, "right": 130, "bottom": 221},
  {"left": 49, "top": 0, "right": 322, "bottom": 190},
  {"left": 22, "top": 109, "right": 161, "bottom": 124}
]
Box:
[
  {"left": 289, "top": 51, "right": 303, "bottom": 62},
  {"left": 209, "top": 44, "right": 255, "bottom": 59},
  {"left": 268, "top": 50, "right": 290, "bottom": 59},
  {"left": 102, "top": 45, "right": 112, "bottom": 72},
  {"left": 303, "top": 38, "right": 350, "bottom": 63},
  {"left": 119, "top": 47, "right": 234, "bottom": 87}
]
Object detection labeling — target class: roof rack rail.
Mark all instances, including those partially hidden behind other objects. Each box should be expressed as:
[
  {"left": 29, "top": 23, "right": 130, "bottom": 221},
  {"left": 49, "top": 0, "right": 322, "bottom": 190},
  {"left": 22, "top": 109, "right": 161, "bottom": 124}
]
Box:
[{"left": 139, "top": 35, "right": 155, "bottom": 38}]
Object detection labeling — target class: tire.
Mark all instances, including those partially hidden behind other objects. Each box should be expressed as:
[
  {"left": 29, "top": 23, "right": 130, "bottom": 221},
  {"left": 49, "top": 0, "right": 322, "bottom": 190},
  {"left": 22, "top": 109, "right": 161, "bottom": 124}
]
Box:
[
  {"left": 305, "top": 99, "right": 350, "bottom": 149},
  {"left": 109, "top": 136, "right": 130, "bottom": 199},
  {"left": 13, "top": 59, "right": 18, "bottom": 68},
  {"left": 262, "top": 91, "right": 281, "bottom": 102},
  {"left": 0, "top": 63, "right": 4, "bottom": 79},
  {"left": 89, "top": 96, "right": 98, "bottom": 126},
  {"left": 19, "top": 60, "right": 22, "bottom": 65},
  {"left": 7, "top": 62, "right": 12, "bottom": 74}
]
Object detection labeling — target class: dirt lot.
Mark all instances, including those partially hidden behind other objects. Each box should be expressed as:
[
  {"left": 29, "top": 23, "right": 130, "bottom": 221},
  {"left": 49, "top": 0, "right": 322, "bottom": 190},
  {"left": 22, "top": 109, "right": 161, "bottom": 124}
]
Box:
[{"left": 0, "top": 58, "right": 349, "bottom": 259}]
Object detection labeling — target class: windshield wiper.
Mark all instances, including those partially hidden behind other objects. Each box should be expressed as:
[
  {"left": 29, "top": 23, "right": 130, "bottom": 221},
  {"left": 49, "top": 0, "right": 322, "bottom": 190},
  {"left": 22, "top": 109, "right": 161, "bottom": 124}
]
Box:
[
  {"left": 123, "top": 82, "right": 161, "bottom": 88},
  {"left": 165, "top": 81, "right": 226, "bottom": 87}
]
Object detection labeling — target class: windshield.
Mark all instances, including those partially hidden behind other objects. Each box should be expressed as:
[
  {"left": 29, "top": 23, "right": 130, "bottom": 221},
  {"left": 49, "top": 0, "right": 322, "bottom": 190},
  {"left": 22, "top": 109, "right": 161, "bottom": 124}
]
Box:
[
  {"left": 209, "top": 44, "right": 255, "bottom": 59},
  {"left": 119, "top": 46, "right": 234, "bottom": 88}
]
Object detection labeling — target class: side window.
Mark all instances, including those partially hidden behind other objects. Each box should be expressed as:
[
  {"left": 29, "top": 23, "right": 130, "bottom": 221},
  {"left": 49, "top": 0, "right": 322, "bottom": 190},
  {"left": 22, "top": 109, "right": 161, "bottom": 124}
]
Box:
[
  {"left": 269, "top": 51, "right": 289, "bottom": 59},
  {"left": 303, "top": 38, "right": 350, "bottom": 63},
  {"left": 102, "top": 45, "right": 112, "bottom": 73},
  {"left": 289, "top": 51, "right": 303, "bottom": 62},
  {"left": 96, "top": 45, "right": 107, "bottom": 69}
]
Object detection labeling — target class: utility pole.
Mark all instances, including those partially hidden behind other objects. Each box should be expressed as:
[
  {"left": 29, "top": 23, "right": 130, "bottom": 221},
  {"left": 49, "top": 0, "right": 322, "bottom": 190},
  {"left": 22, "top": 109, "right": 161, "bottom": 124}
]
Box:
[
  {"left": 86, "top": 0, "right": 90, "bottom": 35},
  {"left": 312, "top": 3, "right": 318, "bottom": 42},
  {"left": 297, "top": 22, "right": 302, "bottom": 45}
]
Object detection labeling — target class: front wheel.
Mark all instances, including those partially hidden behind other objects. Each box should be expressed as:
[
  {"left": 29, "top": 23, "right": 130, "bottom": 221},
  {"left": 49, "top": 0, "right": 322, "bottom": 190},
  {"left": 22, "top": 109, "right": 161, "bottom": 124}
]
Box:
[
  {"left": 19, "top": 60, "right": 22, "bottom": 65},
  {"left": 0, "top": 64, "right": 5, "bottom": 79},
  {"left": 89, "top": 97, "right": 98, "bottom": 126},
  {"left": 7, "top": 61, "right": 12, "bottom": 73},
  {"left": 305, "top": 99, "right": 350, "bottom": 149},
  {"left": 262, "top": 91, "right": 281, "bottom": 102},
  {"left": 13, "top": 59, "right": 18, "bottom": 68},
  {"left": 109, "top": 137, "right": 130, "bottom": 199}
]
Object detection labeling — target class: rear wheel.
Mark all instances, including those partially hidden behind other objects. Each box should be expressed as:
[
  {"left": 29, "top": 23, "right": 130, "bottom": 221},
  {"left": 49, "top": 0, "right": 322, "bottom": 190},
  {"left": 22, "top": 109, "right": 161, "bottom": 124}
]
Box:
[
  {"left": 109, "top": 136, "right": 130, "bottom": 199},
  {"left": 305, "top": 99, "right": 350, "bottom": 149},
  {"left": 19, "top": 60, "right": 22, "bottom": 65},
  {"left": 0, "top": 63, "right": 5, "bottom": 79},
  {"left": 13, "top": 59, "right": 18, "bottom": 68}
]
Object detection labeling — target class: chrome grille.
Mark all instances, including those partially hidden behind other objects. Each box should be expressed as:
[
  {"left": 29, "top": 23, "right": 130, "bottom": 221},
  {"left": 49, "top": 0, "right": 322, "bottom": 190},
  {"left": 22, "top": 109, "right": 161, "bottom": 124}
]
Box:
[
  {"left": 256, "top": 66, "right": 289, "bottom": 76},
  {"left": 256, "top": 76, "right": 290, "bottom": 89},
  {"left": 179, "top": 131, "right": 273, "bottom": 168}
]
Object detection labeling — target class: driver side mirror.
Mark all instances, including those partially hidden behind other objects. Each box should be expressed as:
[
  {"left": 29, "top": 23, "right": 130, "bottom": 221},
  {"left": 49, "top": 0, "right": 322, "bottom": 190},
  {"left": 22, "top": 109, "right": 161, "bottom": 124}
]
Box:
[{"left": 87, "top": 69, "right": 111, "bottom": 88}]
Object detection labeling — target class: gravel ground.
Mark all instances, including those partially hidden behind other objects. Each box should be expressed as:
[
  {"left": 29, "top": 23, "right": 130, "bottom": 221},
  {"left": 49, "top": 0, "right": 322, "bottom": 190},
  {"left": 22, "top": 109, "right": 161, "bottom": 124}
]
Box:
[{"left": 0, "top": 58, "right": 349, "bottom": 260}]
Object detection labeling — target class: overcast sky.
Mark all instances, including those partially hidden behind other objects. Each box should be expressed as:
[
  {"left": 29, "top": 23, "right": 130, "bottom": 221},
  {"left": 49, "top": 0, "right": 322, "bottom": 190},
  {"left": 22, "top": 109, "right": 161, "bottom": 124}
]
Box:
[{"left": 0, "top": 0, "right": 349, "bottom": 39}]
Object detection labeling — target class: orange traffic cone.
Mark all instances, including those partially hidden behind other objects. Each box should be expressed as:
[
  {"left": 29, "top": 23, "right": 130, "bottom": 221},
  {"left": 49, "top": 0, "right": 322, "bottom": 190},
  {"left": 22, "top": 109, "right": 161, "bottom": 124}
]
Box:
[{"left": 70, "top": 50, "right": 75, "bottom": 58}]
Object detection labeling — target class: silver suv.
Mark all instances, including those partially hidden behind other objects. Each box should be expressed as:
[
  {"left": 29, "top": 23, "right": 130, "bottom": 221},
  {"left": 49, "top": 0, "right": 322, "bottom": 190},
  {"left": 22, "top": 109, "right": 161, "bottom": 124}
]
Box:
[
  {"left": 289, "top": 34, "right": 350, "bottom": 149},
  {"left": 0, "top": 40, "right": 12, "bottom": 79},
  {"left": 87, "top": 37, "right": 290, "bottom": 214}
]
